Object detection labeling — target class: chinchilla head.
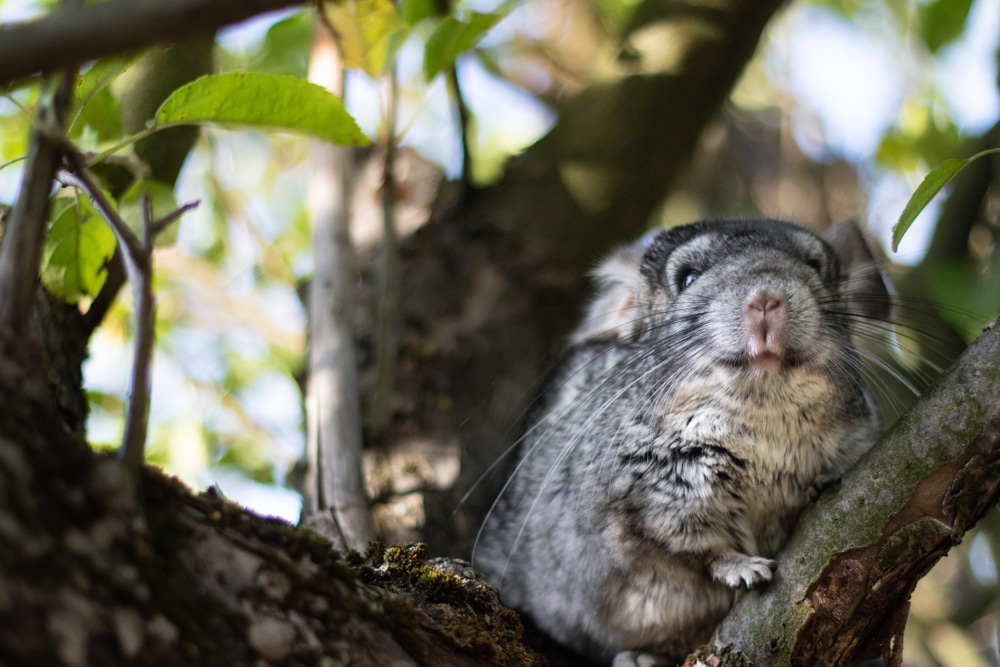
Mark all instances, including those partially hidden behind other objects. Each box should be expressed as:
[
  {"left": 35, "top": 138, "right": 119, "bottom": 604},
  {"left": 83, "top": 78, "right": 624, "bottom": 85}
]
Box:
[{"left": 574, "top": 218, "right": 889, "bottom": 379}]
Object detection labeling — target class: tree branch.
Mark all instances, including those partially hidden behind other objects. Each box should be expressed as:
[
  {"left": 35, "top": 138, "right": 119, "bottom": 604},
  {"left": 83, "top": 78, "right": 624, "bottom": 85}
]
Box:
[
  {"left": 0, "top": 71, "right": 74, "bottom": 331},
  {"left": 705, "top": 319, "right": 1000, "bottom": 666},
  {"left": 479, "top": 0, "right": 786, "bottom": 274},
  {"left": 302, "top": 24, "right": 375, "bottom": 549},
  {"left": 448, "top": 66, "right": 473, "bottom": 186},
  {"left": 0, "top": 0, "right": 301, "bottom": 86},
  {"left": 59, "top": 147, "right": 196, "bottom": 472}
]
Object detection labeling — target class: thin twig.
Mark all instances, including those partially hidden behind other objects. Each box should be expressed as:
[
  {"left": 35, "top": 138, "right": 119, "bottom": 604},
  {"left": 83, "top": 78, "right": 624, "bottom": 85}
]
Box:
[
  {"left": 60, "top": 145, "right": 196, "bottom": 472},
  {"left": 0, "top": 155, "right": 27, "bottom": 173},
  {"left": 447, "top": 65, "right": 473, "bottom": 186},
  {"left": 58, "top": 152, "right": 147, "bottom": 268},
  {"left": 151, "top": 201, "right": 199, "bottom": 237},
  {"left": 118, "top": 194, "right": 156, "bottom": 471}
]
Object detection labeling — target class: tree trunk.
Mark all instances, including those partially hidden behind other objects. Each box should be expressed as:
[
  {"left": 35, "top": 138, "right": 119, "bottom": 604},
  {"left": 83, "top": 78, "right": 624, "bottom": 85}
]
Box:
[{"left": 0, "top": 331, "right": 540, "bottom": 666}]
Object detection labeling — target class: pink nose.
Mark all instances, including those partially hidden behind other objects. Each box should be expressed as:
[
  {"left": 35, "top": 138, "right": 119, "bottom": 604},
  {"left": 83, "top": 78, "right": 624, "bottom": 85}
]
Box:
[
  {"left": 745, "top": 290, "right": 786, "bottom": 366},
  {"left": 746, "top": 293, "right": 783, "bottom": 320}
]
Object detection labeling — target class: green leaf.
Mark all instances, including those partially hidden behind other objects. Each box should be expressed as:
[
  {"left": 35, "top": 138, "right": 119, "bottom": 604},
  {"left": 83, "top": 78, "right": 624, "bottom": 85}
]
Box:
[
  {"left": 41, "top": 196, "right": 118, "bottom": 302},
  {"left": 399, "top": 0, "right": 438, "bottom": 26},
  {"left": 892, "top": 149, "right": 1000, "bottom": 251},
  {"left": 118, "top": 179, "right": 181, "bottom": 247},
  {"left": 424, "top": 11, "right": 504, "bottom": 80},
  {"left": 255, "top": 12, "right": 314, "bottom": 78},
  {"left": 69, "top": 86, "right": 123, "bottom": 145},
  {"left": 0, "top": 110, "right": 31, "bottom": 164},
  {"left": 919, "top": 0, "right": 974, "bottom": 53},
  {"left": 70, "top": 57, "right": 131, "bottom": 146},
  {"left": 322, "top": 0, "right": 405, "bottom": 78},
  {"left": 154, "top": 72, "right": 370, "bottom": 146},
  {"left": 927, "top": 261, "right": 1000, "bottom": 344},
  {"left": 74, "top": 56, "right": 134, "bottom": 109}
]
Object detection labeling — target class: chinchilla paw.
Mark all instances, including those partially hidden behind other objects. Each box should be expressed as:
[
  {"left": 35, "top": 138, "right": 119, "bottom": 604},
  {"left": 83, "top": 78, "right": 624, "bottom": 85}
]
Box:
[
  {"left": 808, "top": 474, "right": 841, "bottom": 502},
  {"left": 709, "top": 553, "right": 776, "bottom": 589},
  {"left": 612, "top": 651, "right": 672, "bottom": 667}
]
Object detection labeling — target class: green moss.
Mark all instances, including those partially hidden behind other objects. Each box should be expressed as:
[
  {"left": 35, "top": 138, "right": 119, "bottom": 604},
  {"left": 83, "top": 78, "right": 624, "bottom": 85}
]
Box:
[
  {"left": 346, "top": 543, "right": 543, "bottom": 665},
  {"left": 879, "top": 516, "right": 953, "bottom": 571},
  {"left": 943, "top": 398, "right": 987, "bottom": 449}
]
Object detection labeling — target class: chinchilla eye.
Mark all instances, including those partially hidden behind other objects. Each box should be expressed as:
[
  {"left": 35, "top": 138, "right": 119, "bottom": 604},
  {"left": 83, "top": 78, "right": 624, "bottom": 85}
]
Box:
[
  {"left": 678, "top": 269, "right": 700, "bottom": 291},
  {"left": 806, "top": 256, "right": 823, "bottom": 274}
]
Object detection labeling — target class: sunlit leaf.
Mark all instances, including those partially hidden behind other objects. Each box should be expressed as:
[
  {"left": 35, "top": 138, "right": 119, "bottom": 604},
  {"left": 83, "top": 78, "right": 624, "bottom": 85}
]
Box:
[
  {"left": 0, "top": 112, "right": 31, "bottom": 164},
  {"left": 41, "top": 195, "right": 118, "bottom": 302},
  {"left": 892, "top": 149, "right": 1000, "bottom": 251},
  {"left": 321, "top": 0, "right": 405, "bottom": 78},
  {"left": 424, "top": 11, "right": 504, "bottom": 80},
  {"left": 154, "top": 72, "right": 370, "bottom": 146},
  {"left": 69, "top": 86, "right": 123, "bottom": 145},
  {"left": 74, "top": 56, "right": 134, "bottom": 109}
]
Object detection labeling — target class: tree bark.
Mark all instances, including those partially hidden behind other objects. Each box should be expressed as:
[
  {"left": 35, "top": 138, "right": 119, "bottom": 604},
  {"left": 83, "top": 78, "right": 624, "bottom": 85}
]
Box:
[
  {"left": 699, "top": 319, "right": 1000, "bottom": 667},
  {"left": 302, "top": 26, "right": 376, "bottom": 549},
  {"left": 0, "top": 334, "right": 539, "bottom": 665}
]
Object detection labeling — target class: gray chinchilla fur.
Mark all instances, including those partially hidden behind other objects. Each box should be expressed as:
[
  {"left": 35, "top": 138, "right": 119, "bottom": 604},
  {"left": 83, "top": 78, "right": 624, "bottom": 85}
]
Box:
[{"left": 474, "top": 218, "right": 889, "bottom": 666}]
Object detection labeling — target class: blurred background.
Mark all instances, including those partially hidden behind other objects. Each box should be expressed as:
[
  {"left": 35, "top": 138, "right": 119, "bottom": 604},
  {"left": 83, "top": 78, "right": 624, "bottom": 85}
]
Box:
[{"left": 2, "top": 0, "right": 999, "bottom": 664}]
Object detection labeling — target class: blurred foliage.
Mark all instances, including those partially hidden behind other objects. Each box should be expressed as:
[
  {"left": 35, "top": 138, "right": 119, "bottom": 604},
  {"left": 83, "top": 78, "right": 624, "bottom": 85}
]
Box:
[
  {"left": 1, "top": 0, "right": 1000, "bottom": 663},
  {"left": 40, "top": 195, "right": 117, "bottom": 302}
]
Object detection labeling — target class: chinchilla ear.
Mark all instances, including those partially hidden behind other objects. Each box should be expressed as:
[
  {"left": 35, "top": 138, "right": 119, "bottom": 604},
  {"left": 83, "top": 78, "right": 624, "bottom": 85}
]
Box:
[
  {"left": 572, "top": 244, "right": 647, "bottom": 343},
  {"left": 821, "top": 220, "right": 892, "bottom": 323}
]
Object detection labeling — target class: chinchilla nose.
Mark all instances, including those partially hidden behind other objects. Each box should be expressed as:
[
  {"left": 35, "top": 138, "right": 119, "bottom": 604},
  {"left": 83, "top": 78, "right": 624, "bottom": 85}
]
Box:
[
  {"left": 746, "top": 291, "right": 783, "bottom": 319},
  {"left": 745, "top": 289, "right": 787, "bottom": 366}
]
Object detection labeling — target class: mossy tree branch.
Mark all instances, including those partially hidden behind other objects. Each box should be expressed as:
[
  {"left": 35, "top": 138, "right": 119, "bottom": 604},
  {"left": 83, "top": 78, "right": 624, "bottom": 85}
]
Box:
[{"left": 699, "top": 319, "right": 1000, "bottom": 666}]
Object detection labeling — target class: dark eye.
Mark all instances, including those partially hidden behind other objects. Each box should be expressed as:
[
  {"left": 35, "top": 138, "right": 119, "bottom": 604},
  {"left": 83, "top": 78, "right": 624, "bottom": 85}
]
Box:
[
  {"left": 806, "top": 256, "right": 824, "bottom": 274},
  {"left": 678, "top": 269, "right": 700, "bottom": 291}
]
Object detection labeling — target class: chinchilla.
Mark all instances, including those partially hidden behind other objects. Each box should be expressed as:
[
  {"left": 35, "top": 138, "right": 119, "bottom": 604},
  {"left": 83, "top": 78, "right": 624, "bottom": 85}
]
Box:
[{"left": 474, "top": 218, "right": 890, "bottom": 666}]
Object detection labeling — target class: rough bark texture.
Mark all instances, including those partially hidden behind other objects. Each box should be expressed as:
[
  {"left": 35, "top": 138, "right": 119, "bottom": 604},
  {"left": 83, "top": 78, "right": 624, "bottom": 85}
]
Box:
[{"left": 0, "top": 328, "right": 541, "bottom": 666}]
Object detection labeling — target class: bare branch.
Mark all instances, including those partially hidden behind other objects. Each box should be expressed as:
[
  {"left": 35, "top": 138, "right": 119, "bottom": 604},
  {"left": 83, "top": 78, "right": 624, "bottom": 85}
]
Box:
[
  {"left": 302, "top": 25, "right": 375, "bottom": 549},
  {"left": 151, "top": 200, "right": 200, "bottom": 237},
  {"left": 0, "top": 0, "right": 303, "bottom": 86},
  {"left": 59, "top": 147, "right": 195, "bottom": 472},
  {"left": 120, "top": 194, "right": 156, "bottom": 471},
  {"left": 0, "top": 71, "right": 74, "bottom": 331},
  {"left": 447, "top": 67, "right": 472, "bottom": 186},
  {"left": 58, "top": 154, "right": 146, "bottom": 270}
]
